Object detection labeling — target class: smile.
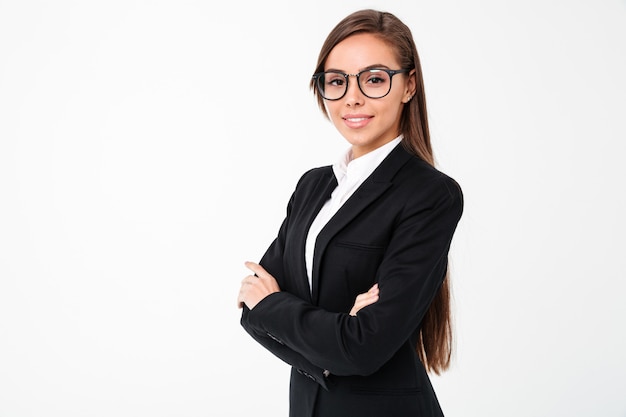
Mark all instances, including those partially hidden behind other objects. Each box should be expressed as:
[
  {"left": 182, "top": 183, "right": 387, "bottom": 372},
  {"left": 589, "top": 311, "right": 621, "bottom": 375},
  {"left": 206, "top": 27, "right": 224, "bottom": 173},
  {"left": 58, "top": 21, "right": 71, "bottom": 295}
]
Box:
[{"left": 342, "top": 115, "right": 373, "bottom": 128}]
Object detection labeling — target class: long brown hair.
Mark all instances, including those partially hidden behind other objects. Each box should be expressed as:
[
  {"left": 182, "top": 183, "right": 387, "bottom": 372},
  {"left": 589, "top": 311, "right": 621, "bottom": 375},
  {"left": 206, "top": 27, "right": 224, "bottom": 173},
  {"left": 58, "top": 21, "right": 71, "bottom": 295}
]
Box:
[{"left": 310, "top": 9, "right": 452, "bottom": 374}]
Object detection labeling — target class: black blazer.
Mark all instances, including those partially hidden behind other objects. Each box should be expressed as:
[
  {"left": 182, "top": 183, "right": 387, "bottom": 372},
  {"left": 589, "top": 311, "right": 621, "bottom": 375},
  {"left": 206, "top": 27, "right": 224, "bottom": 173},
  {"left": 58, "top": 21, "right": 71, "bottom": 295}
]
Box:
[{"left": 241, "top": 144, "right": 463, "bottom": 417}]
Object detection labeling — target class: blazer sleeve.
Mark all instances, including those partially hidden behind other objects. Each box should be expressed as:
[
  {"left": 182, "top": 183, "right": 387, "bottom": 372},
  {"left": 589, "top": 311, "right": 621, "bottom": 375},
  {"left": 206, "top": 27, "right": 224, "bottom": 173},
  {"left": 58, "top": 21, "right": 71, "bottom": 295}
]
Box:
[
  {"left": 240, "top": 183, "right": 330, "bottom": 389},
  {"left": 244, "top": 175, "right": 464, "bottom": 377},
  {"left": 241, "top": 304, "right": 329, "bottom": 389}
]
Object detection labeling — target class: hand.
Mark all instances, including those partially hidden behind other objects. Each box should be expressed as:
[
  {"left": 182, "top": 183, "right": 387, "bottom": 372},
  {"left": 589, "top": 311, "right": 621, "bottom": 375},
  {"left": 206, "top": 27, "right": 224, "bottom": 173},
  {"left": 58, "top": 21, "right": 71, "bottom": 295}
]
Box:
[
  {"left": 237, "top": 261, "right": 281, "bottom": 310},
  {"left": 349, "top": 283, "right": 379, "bottom": 316}
]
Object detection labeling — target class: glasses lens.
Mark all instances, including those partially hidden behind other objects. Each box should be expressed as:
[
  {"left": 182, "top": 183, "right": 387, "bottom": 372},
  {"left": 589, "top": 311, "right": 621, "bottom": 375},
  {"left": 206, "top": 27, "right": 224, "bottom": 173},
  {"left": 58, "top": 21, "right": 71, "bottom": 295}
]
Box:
[
  {"left": 358, "top": 70, "right": 391, "bottom": 99},
  {"left": 317, "top": 72, "right": 346, "bottom": 100},
  {"left": 315, "top": 70, "right": 396, "bottom": 100}
]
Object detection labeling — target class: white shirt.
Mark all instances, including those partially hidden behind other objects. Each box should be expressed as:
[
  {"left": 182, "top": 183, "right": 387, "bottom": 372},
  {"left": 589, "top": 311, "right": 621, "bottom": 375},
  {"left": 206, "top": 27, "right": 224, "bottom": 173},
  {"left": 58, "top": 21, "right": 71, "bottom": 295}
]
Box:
[{"left": 304, "top": 136, "right": 403, "bottom": 290}]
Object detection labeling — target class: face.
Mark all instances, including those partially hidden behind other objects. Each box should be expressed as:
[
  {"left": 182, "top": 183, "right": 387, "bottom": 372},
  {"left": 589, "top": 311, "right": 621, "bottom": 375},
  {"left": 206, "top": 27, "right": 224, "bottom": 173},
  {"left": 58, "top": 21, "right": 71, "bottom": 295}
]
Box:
[{"left": 323, "top": 33, "right": 415, "bottom": 158}]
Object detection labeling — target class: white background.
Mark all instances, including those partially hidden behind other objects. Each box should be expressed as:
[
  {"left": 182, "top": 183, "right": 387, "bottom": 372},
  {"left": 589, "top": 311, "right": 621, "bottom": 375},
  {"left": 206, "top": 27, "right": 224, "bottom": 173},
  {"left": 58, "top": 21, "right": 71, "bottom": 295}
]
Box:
[{"left": 1, "top": 1, "right": 625, "bottom": 416}]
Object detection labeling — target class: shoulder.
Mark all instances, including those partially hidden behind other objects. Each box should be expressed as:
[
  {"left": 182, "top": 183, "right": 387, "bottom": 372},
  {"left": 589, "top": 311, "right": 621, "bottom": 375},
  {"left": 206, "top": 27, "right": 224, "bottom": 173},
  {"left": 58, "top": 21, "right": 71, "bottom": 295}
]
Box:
[
  {"left": 411, "top": 157, "right": 461, "bottom": 197},
  {"left": 294, "top": 165, "right": 334, "bottom": 189},
  {"left": 393, "top": 151, "right": 463, "bottom": 213},
  {"left": 393, "top": 146, "right": 461, "bottom": 191}
]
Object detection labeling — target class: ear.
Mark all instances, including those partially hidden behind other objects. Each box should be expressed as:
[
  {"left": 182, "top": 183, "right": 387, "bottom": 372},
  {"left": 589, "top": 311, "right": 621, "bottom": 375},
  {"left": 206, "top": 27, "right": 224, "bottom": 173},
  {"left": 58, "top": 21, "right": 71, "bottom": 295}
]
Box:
[{"left": 403, "top": 69, "right": 417, "bottom": 103}]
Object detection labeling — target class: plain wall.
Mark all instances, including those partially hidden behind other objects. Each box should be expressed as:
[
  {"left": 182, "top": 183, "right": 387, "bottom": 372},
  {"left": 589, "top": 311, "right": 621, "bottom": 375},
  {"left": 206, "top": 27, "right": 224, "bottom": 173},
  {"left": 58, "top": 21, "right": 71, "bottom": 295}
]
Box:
[{"left": 1, "top": 1, "right": 625, "bottom": 416}]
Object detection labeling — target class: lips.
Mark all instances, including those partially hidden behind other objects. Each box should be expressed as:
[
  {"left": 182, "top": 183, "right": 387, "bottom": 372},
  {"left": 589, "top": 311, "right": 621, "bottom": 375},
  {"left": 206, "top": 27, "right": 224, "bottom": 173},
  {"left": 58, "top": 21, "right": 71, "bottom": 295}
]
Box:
[{"left": 343, "top": 114, "right": 373, "bottom": 128}]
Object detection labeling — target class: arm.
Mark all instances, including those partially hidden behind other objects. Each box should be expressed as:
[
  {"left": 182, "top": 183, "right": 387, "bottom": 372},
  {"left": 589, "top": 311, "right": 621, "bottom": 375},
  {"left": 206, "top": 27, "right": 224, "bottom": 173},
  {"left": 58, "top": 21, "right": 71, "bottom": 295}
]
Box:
[
  {"left": 239, "top": 265, "right": 378, "bottom": 382},
  {"left": 244, "top": 176, "right": 463, "bottom": 376},
  {"left": 240, "top": 304, "right": 330, "bottom": 388},
  {"left": 237, "top": 178, "right": 333, "bottom": 388},
  {"left": 238, "top": 269, "right": 377, "bottom": 386},
  {"left": 239, "top": 266, "right": 378, "bottom": 313}
]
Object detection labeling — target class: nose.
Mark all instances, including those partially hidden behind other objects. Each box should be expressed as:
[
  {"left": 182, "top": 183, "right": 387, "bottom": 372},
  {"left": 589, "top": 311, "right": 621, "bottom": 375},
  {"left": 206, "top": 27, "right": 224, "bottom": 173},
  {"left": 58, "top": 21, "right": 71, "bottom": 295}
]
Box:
[{"left": 344, "top": 74, "right": 364, "bottom": 106}]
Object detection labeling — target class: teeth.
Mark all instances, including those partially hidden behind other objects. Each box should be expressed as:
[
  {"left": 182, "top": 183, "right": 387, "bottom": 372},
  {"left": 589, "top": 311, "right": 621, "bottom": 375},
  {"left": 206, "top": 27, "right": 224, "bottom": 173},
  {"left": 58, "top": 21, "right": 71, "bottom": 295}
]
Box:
[{"left": 346, "top": 117, "right": 367, "bottom": 122}]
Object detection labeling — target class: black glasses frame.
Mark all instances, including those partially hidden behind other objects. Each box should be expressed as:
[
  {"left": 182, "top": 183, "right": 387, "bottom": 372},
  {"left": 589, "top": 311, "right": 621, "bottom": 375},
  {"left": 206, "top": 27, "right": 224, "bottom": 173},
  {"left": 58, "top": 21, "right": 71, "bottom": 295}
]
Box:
[{"left": 312, "top": 68, "right": 412, "bottom": 100}]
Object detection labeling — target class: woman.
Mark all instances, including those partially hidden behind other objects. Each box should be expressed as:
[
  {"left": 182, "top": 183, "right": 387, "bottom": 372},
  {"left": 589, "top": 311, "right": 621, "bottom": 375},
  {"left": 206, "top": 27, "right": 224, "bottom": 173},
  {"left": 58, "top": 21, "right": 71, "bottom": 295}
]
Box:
[{"left": 237, "top": 9, "right": 463, "bottom": 417}]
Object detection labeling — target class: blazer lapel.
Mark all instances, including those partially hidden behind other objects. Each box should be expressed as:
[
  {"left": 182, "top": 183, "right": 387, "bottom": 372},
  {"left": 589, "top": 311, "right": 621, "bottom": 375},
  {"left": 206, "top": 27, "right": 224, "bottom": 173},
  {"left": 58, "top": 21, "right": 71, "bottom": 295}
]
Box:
[
  {"left": 310, "top": 145, "right": 413, "bottom": 303},
  {"left": 293, "top": 171, "right": 338, "bottom": 301}
]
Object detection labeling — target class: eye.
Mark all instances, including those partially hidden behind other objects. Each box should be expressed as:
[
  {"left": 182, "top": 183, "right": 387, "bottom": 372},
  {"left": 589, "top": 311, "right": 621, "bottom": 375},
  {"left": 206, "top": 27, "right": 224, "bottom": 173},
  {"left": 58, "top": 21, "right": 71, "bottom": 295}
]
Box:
[
  {"left": 368, "top": 76, "right": 385, "bottom": 84},
  {"left": 325, "top": 73, "right": 345, "bottom": 87},
  {"left": 363, "top": 71, "right": 389, "bottom": 87}
]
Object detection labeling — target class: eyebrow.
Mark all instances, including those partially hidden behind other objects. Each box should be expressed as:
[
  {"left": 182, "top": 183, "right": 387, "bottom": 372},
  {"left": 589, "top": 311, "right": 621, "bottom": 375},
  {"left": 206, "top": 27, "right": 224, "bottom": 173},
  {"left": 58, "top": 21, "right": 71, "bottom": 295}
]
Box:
[{"left": 324, "top": 64, "right": 392, "bottom": 73}]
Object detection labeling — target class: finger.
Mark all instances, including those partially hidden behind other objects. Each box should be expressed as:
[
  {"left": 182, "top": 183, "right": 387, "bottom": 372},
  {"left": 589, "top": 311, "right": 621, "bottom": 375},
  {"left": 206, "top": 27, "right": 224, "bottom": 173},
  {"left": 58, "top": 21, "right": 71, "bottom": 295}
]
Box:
[
  {"left": 362, "top": 294, "right": 379, "bottom": 305},
  {"left": 352, "top": 294, "right": 379, "bottom": 313},
  {"left": 350, "top": 299, "right": 367, "bottom": 316},
  {"left": 355, "top": 286, "right": 378, "bottom": 300},
  {"left": 244, "top": 261, "right": 270, "bottom": 279},
  {"left": 237, "top": 277, "right": 256, "bottom": 307},
  {"left": 242, "top": 274, "right": 256, "bottom": 282},
  {"left": 354, "top": 293, "right": 368, "bottom": 302}
]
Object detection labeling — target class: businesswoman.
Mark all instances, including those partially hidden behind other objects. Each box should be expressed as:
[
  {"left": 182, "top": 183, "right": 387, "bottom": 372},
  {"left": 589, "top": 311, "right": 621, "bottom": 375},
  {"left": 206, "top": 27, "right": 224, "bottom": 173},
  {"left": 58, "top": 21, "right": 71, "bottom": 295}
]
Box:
[{"left": 238, "top": 9, "right": 463, "bottom": 417}]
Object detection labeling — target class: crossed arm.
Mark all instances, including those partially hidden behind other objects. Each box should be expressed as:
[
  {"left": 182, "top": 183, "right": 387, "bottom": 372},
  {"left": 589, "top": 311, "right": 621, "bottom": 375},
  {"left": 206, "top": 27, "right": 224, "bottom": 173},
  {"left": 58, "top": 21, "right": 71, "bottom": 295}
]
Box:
[{"left": 237, "top": 261, "right": 379, "bottom": 316}]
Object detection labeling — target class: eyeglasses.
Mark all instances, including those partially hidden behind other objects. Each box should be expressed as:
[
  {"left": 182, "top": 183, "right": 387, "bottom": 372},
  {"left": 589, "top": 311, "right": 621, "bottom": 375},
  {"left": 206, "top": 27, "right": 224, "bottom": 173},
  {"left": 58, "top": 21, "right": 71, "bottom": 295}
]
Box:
[{"left": 312, "top": 68, "right": 411, "bottom": 100}]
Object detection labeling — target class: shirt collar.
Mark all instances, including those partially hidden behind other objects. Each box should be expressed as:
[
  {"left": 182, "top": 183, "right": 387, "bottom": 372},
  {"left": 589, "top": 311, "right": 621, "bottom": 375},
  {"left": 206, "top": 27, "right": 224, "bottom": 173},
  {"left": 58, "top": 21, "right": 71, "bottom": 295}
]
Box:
[{"left": 332, "top": 136, "right": 403, "bottom": 183}]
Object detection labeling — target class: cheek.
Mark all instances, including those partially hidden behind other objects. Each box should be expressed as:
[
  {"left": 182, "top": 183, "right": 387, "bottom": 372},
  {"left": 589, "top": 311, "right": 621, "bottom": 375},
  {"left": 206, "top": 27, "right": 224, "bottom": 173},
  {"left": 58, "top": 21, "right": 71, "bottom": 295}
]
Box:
[
  {"left": 326, "top": 103, "right": 344, "bottom": 125},
  {"left": 379, "top": 100, "right": 404, "bottom": 121}
]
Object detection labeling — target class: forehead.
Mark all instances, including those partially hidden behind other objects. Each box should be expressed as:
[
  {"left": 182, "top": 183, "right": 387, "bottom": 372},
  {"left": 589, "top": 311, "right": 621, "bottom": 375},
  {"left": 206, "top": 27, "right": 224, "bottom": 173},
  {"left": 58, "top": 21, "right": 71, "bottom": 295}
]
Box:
[{"left": 325, "top": 33, "right": 400, "bottom": 71}]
